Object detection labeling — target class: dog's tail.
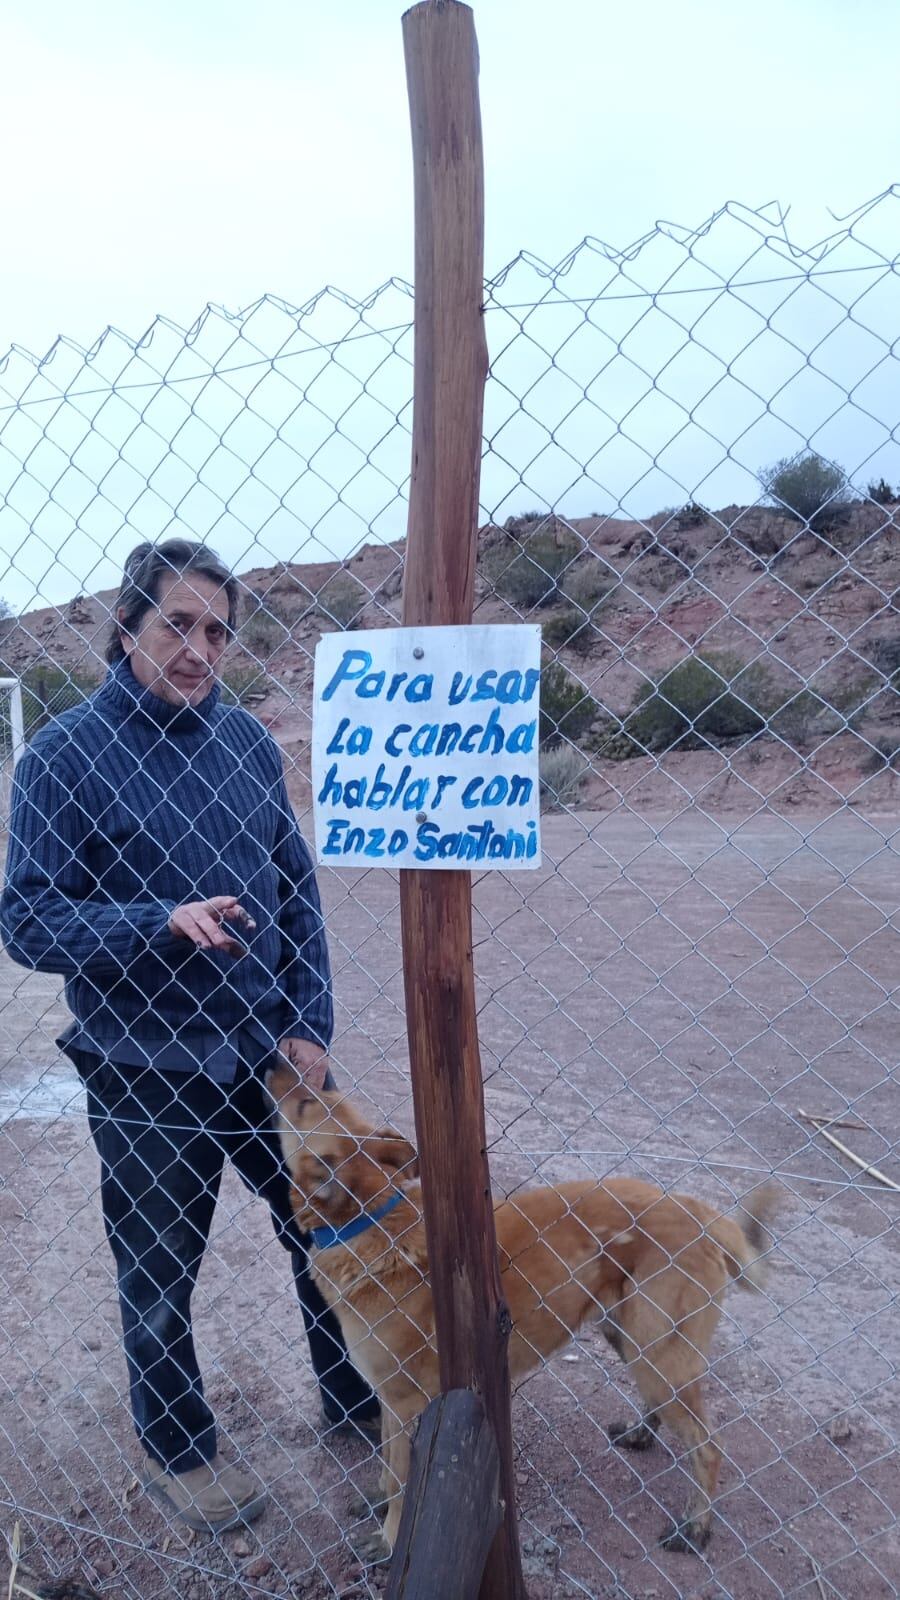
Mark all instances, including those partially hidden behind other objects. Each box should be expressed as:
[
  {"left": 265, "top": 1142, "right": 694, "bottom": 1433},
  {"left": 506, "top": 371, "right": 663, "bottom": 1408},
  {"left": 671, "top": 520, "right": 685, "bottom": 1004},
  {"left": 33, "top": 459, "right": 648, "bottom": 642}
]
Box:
[{"left": 708, "top": 1181, "right": 781, "bottom": 1292}]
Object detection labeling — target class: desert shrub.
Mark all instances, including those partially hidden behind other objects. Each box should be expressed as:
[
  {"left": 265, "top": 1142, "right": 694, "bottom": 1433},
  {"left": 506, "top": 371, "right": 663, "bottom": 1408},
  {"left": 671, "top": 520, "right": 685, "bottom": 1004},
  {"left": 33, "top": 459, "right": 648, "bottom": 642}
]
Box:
[
  {"left": 484, "top": 554, "right": 556, "bottom": 609},
  {"left": 860, "top": 734, "right": 900, "bottom": 773},
  {"left": 736, "top": 670, "right": 877, "bottom": 748},
  {"left": 220, "top": 664, "right": 267, "bottom": 706},
  {"left": 504, "top": 509, "right": 548, "bottom": 530},
  {"left": 482, "top": 523, "right": 582, "bottom": 610},
  {"left": 541, "top": 608, "right": 594, "bottom": 657},
  {"left": 825, "top": 673, "right": 879, "bottom": 718},
  {"left": 539, "top": 744, "right": 588, "bottom": 810},
  {"left": 670, "top": 502, "right": 706, "bottom": 531},
  {"left": 764, "top": 690, "right": 838, "bottom": 748},
  {"left": 242, "top": 589, "right": 305, "bottom": 624},
  {"left": 791, "top": 566, "right": 828, "bottom": 595},
  {"left": 759, "top": 452, "right": 849, "bottom": 529},
  {"left": 239, "top": 608, "right": 289, "bottom": 660},
  {"left": 316, "top": 572, "right": 367, "bottom": 629},
  {"left": 865, "top": 636, "right": 900, "bottom": 683},
  {"left": 867, "top": 478, "right": 895, "bottom": 506},
  {"left": 539, "top": 662, "right": 601, "bottom": 747},
  {"left": 732, "top": 514, "right": 785, "bottom": 558},
  {"left": 559, "top": 561, "right": 615, "bottom": 613},
  {"left": 624, "top": 653, "right": 767, "bottom": 754},
  {"left": 588, "top": 722, "right": 641, "bottom": 761}
]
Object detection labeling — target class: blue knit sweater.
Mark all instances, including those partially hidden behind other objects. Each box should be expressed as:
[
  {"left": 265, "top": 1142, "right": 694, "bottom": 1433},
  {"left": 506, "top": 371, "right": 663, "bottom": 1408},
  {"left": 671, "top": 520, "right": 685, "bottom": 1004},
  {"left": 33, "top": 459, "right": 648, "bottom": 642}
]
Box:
[{"left": 0, "top": 659, "right": 332, "bottom": 1072}]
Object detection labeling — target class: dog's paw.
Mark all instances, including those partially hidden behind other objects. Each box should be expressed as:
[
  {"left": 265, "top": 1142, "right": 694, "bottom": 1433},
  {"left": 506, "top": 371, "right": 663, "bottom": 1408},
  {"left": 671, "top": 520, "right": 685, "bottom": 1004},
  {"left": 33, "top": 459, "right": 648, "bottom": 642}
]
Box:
[
  {"left": 609, "top": 1419, "right": 657, "bottom": 1452},
  {"left": 659, "top": 1518, "right": 711, "bottom": 1556},
  {"left": 348, "top": 1487, "right": 388, "bottom": 1521},
  {"left": 350, "top": 1527, "right": 392, "bottom": 1566}
]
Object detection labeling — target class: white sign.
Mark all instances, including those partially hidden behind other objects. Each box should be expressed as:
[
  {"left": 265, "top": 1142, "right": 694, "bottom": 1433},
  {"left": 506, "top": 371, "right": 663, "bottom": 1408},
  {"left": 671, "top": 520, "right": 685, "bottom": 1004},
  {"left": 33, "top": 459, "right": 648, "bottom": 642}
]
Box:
[{"left": 312, "top": 625, "right": 542, "bottom": 870}]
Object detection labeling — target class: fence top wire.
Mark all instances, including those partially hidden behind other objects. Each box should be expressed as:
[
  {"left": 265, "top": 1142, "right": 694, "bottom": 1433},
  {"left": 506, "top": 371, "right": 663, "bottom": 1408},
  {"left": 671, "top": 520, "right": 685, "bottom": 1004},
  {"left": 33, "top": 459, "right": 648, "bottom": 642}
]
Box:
[{"left": 0, "top": 193, "right": 897, "bottom": 627}]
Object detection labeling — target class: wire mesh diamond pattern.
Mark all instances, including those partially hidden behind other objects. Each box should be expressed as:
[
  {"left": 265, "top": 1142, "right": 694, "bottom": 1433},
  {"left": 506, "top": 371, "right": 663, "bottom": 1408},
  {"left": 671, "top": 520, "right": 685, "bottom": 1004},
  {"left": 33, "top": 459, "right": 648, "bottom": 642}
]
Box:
[{"left": 1, "top": 193, "right": 899, "bottom": 1599}]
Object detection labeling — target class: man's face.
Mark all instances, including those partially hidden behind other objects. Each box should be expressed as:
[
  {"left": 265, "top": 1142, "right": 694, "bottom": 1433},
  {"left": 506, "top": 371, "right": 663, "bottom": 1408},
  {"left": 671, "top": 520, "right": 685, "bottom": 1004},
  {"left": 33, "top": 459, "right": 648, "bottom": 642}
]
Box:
[{"left": 119, "top": 572, "right": 231, "bottom": 707}]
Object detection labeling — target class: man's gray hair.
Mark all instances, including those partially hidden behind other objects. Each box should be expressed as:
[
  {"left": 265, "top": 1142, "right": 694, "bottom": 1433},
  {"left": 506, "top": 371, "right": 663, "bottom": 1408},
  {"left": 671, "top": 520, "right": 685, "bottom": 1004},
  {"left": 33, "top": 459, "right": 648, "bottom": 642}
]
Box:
[{"left": 106, "top": 538, "right": 239, "bottom": 664}]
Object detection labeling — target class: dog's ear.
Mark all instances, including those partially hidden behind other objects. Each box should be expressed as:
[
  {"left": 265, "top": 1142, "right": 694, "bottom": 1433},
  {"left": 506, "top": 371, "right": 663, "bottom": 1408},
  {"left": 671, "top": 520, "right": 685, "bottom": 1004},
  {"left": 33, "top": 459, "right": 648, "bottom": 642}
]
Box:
[
  {"left": 300, "top": 1057, "right": 329, "bottom": 1094},
  {"left": 266, "top": 1062, "right": 327, "bottom": 1111},
  {"left": 362, "top": 1129, "right": 419, "bottom": 1179},
  {"left": 265, "top": 1064, "right": 303, "bottom": 1108}
]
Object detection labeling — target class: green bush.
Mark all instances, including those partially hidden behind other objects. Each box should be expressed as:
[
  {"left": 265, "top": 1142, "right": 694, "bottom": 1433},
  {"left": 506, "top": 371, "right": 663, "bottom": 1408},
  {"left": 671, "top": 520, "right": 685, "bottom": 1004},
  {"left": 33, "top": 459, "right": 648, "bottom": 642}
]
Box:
[
  {"left": 866, "top": 478, "right": 895, "bottom": 506},
  {"left": 866, "top": 637, "right": 900, "bottom": 683},
  {"left": 759, "top": 452, "right": 849, "bottom": 528},
  {"left": 670, "top": 502, "right": 707, "bottom": 531},
  {"left": 504, "top": 509, "right": 548, "bottom": 530},
  {"left": 482, "top": 523, "right": 583, "bottom": 610},
  {"left": 220, "top": 664, "right": 267, "bottom": 705},
  {"left": 242, "top": 589, "right": 305, "bottom": 625},
  {"left": 539, "top": 744, "right": 588, "bottom": 810},
  {"left": 539, "top": 662, "right": 600, "bottom": 747},
  {"left": 239, "top": 609, "right": 289, "bottom": 660},
  {"left": 541, "top": 608, "right": 594, "bottom": 657},
  {"left": 560, "top": 561, "right": 615, "bottom": 613},
  {"left": 624, "top": 654, "right": 767, "bottom": 754},
  {"left": 825, "top": 673, "right": 879, "bottom": 718},
  {"left": 861, "top": 734, "right": 900, "bottom": 773},
  {"left": 316, "top": 572, "right": 367, "bottom": 629},
  {"left": 758, "top": 673, "right": 877, "bottom": 749},
  {"left": 765, "top": 690, "right": 837, "bottom": 748}
]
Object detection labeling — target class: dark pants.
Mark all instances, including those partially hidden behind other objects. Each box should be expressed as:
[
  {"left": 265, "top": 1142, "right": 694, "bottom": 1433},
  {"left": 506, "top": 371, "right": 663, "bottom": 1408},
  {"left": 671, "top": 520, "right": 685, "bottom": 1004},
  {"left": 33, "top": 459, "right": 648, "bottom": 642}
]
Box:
[{"left": 73, "top": 1052, "right": 375, "bottom": 1473}]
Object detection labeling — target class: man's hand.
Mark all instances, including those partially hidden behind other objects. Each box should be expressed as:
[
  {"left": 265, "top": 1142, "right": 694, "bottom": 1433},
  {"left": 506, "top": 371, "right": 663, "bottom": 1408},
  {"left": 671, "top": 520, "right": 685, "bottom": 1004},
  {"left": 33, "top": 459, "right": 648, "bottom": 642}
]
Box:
[
  {"left": 168, "top": 895, "right": 256, "bottom": 958},
  {"left": 278, "top": 1035, "right": 329, "bottom": 1091}
]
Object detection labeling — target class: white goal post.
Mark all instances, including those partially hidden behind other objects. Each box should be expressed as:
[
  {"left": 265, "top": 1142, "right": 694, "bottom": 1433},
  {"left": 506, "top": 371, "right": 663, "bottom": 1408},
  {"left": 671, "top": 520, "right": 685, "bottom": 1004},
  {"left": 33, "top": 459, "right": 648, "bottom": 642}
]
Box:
[{"left": 0, "top": 677, "right": 25, "bottom": 766}]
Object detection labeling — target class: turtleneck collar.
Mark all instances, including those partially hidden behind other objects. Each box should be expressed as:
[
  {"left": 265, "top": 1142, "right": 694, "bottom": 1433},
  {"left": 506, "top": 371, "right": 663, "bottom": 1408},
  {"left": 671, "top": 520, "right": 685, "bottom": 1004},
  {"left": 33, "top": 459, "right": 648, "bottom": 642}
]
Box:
[{"left": 96, "top": 656, "right": 221, "bottom": 735}]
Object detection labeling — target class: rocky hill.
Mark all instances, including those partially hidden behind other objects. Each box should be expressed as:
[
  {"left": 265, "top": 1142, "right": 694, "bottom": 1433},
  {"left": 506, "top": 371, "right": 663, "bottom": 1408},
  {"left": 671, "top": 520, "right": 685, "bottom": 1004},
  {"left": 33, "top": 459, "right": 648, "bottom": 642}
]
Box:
[{"left": 1, "top": 502, "right": 898, "bottom": 818}]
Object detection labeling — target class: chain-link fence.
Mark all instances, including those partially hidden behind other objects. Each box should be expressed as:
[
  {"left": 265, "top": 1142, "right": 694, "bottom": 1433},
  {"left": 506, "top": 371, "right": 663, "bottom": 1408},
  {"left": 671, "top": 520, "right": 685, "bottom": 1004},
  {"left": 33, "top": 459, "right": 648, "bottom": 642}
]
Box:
[{"left": 1, "top": 191, "right": 899, "bottom": 1600}]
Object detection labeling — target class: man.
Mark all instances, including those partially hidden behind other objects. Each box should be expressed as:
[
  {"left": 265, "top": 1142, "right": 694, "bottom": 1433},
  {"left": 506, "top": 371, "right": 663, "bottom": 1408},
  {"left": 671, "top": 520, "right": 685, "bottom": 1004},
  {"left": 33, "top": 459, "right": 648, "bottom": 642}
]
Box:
[{"left": 1, "top": 537, "right": 378, "bottom": 1531}]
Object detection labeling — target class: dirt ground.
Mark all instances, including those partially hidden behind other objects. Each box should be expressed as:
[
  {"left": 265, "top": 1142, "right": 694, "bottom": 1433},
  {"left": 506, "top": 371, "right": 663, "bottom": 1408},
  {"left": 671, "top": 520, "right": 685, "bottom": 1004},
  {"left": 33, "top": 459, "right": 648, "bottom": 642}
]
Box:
[{"left": 2, "top": 805, "right": 899, "bottom": 1600}]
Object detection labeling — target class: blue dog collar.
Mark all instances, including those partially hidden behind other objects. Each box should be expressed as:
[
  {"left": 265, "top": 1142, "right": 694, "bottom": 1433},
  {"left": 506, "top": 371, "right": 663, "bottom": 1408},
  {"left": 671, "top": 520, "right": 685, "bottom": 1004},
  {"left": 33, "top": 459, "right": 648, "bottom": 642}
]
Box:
[{"left": 310, "top": 1191, "right": 404, "bottom": 1252}]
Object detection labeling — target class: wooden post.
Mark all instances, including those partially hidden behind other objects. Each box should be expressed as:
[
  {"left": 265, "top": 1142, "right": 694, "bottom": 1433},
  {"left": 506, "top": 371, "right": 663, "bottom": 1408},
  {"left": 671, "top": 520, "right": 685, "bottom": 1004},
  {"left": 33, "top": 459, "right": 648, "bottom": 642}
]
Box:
[
  {"left": 385, "top": 1391, "right": 501, "bottom": 1600},
  {"left": 399, "top": 5, "right": 526, "bottom": 1598}
]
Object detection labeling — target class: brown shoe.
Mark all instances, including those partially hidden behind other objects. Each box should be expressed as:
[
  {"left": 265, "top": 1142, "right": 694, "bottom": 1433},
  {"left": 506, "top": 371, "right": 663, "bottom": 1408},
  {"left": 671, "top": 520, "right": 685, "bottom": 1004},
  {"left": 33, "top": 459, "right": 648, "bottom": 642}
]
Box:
[{"left": 141, "top": 1451, "right": 267, "bottom": 1531}]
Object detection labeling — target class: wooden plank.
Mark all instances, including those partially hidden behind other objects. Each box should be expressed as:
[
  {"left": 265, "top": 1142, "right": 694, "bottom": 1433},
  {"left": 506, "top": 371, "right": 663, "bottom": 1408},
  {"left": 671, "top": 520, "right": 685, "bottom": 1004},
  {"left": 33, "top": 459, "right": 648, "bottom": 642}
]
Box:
[
  {"left": 385, "top": 1391, "right": 501, "bottom": 1600},
  {"left": 398, "top": 6, "right": 526, "bottom": 1599}
]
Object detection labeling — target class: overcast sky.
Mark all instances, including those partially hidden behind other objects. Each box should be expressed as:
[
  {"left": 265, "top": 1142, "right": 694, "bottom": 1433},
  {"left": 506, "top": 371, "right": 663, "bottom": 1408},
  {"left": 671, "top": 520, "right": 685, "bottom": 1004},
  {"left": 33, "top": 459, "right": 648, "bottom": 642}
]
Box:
[
  {"left": 1, "top": 0, "right": 898, "bottom": 611},
  {"left": 3, "top": 0, "right": 896, "bottom": 355}
]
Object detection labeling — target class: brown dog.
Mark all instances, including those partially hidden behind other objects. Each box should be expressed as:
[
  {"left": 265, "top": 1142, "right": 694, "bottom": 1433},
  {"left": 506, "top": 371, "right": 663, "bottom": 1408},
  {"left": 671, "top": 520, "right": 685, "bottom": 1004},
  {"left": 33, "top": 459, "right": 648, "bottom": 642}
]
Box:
[{"left": 269, "top": 1067, "right": 777, "bottom": 1559}]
